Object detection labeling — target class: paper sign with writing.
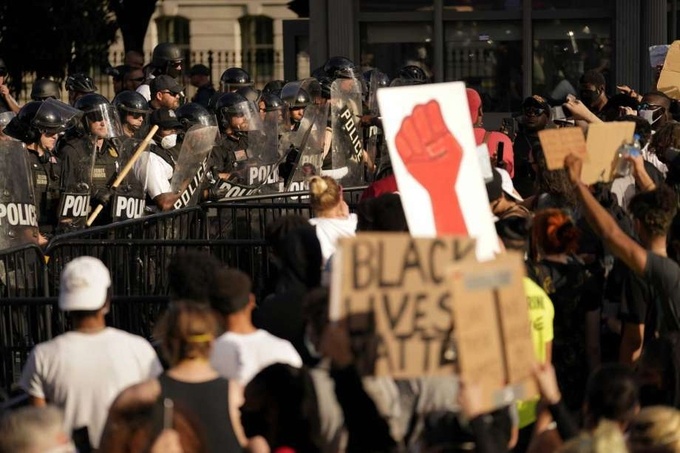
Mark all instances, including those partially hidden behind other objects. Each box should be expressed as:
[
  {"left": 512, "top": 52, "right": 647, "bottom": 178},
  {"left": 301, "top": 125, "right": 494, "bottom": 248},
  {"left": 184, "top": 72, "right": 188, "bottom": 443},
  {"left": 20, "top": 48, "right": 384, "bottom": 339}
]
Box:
[
  {"left": 582, "top": 121, "right": 635, "bottom": 185},
  {"left": 538, "top": 128, "right": 587, "bottom": 170},
  {"left": 377, "top": 82, "right": 498, "bottom": 261},
  {"left": 449, "top": 252, "right": 538, "bottom": 413},
  {"left": 330, "top": 233, "right": 476, "bottom": 378},
  {"left": 658, "top": 41, "right": 680, "bottom": 99}
]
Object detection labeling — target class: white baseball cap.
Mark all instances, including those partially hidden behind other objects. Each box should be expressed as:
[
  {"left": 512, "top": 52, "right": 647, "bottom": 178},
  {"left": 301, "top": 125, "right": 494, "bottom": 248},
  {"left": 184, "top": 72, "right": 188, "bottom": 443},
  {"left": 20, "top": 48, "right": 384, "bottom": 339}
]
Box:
[{"left": 58, "top": 256, "right": 111, "bottom": 311}]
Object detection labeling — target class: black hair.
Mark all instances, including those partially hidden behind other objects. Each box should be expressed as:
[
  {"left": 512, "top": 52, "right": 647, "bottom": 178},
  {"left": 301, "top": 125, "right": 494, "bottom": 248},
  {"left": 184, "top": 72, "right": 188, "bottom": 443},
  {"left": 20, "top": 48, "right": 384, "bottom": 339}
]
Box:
[
  {"left": 265, "top": 215, "right": 310, "bottom": 251},
  {"left": 585, "top": 364, "right": 639, "bottom": 426},
  {"left": 357, "top": 193, "right": 408, "bottom": 232},
  {"left": 167, "top": 249, "right": 223, "bottom": 302},
  {"left": 211, "top": 266, "right": 252, "bottom": 316},
  {"left": 580, "top": 70, "right": 606, "bottom": 88},
  {"left": 642, "top": 91, "right": 672, "bottom": 110},
  {"left": 628, "top": 185, "right": 677, "bottom": 237}
]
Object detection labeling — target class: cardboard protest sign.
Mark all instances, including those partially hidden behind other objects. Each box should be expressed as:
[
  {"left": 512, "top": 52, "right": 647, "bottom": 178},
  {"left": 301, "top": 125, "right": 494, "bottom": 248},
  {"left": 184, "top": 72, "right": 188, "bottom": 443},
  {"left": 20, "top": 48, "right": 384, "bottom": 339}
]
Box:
[
  {"left": 538, "top": 127, "right": 587, "bottom": 170},
  {"left": 330, "top": 233, "right": 476, "bottom": 378},
  {"left": 449, "top": 252, "right": 538, "bottom": 413},
  {"left": 657, "top": 41, "right": 680, "bottom": 99},
  {"left": 582, "top": 121, "right": 635, "bottom": 185},
  {"left": 377, "top": 82, "right": 498, "bottom": 261}
]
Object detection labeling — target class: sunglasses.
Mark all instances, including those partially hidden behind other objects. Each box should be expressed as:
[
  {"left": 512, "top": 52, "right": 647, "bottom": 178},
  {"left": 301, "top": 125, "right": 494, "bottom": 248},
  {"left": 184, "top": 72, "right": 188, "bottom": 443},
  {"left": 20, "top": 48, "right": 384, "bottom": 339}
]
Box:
[
  {"left": 638, "top": 103, "right": 663, "bottom": 111},
  {"left": 524, "top": 107, "right": 546, "bottom": 116},
  {"left": 161, "top": 91, "right": 181, "bottom": 97},
  {"left": 128, "top": 112, "right": 145, "bottom": 119}
]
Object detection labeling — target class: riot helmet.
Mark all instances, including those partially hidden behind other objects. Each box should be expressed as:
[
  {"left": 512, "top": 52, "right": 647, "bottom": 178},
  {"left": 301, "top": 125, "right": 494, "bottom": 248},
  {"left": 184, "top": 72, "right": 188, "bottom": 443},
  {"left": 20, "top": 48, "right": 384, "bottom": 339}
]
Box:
[
  {"left": 364, "top": 69, "right": 390, "bottom": 88},
  {"left": 215, "top": 92, "right": 248, "bottom": 129},
  {"left": 65, "top": 73, "right": 97, "bottom": 93},
  {"left": 323, "top": 56, "right": 357, "bottom": 80},
  {"left": 176, "top": 102, "right": 216, "bottom": 129},
  {"left": 31, "top": 79, "right": 61, "bottom": 101},
  {"left": 394, "top": 65, "right": 428, "bottom": 85},
  {"left": 112, "top": 90, "right": 150, "bottom": 118},
  {"left": 3, "top": 101, "right": 42, "bottom": 142},
  {"left": 219, "top": 67, "right": 252, "bottom": 92},
  {"left": 262, "top": 80, "right": 287, "bottom": 96},
  {"left": 281, "top": 83, "right": 312, "bottom": 109},
  {"left": 151, "top": 42, "right": 183, "bottom": 77},
  {"left": 311, "top": 66, "right": 326, "bottom": 80},
  {"left": 318, "top": 76, "right": 333, "bottom": 100},
  {"left": 236, "top": 86, "right": 261, "bottom": 103},
  {"left": 75, "top": 93, "right": 123, "bottom": 139},
  {"left": 214, "top": 92, "right": 261, "bottom": 135},
  {"left": 258, "top": 93, "right": 284, "bottom": 112}
]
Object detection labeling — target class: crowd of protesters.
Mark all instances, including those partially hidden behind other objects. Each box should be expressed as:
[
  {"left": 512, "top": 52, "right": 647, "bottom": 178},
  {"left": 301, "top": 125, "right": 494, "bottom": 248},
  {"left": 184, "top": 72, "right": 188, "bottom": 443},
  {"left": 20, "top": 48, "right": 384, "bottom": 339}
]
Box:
[{"left": 2, "top": 42, "right": 680, "bottom": 453}]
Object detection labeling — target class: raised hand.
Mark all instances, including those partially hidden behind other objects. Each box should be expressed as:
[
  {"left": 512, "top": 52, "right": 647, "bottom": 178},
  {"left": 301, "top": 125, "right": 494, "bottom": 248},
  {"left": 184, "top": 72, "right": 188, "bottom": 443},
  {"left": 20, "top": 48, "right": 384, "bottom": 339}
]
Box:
[{"left": 394, "top": 100, "right": 467, "bottom": 235}]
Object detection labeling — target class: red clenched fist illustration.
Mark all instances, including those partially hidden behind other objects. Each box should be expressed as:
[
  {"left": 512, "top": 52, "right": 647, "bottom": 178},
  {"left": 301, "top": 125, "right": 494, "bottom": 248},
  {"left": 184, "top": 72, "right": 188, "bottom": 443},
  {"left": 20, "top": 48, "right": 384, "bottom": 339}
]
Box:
[{"left": 395, "top": 100, "right": 467, "bottom": 235}]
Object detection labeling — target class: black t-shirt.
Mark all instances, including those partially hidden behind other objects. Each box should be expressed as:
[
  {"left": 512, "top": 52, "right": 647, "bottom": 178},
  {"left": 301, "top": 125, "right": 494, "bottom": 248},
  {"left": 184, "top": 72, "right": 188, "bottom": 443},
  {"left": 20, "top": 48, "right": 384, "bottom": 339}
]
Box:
[
  {"left": 619, "top": 265, "right": 659, "bottom": 343},
  {"left": 643, "top": 251, "right": 680, "bottom": 333}
]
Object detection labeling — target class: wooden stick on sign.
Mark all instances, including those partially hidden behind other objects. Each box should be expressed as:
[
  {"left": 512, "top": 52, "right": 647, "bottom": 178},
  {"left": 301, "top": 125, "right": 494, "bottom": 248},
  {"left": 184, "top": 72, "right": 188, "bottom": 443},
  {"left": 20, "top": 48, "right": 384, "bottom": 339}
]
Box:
[{"left": 86, "top": 125, "right": 159, "bottom": 226}]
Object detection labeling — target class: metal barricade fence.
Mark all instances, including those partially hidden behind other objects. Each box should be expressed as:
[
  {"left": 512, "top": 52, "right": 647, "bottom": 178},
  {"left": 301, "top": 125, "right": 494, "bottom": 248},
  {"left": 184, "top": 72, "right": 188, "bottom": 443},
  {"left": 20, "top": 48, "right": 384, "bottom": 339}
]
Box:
[{"left": 0, "top": 186, "right": 367, "bottom": 397}]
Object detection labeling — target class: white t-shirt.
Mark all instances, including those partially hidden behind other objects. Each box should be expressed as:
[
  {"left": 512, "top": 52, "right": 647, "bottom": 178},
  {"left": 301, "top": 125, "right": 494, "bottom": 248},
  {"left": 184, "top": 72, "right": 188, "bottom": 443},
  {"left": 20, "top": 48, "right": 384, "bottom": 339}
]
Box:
[
  {"left": 210, "top": 329, "right": 302, "bottom": 384},
  {"left": 19, "top": 328, "right": 162, "bottom": 448},
  {"left": 136, "top": 79, "right": 152, "bottom": 102},
  {"left": 133, "top": 151, "right": 173, "bottom": 199},
  {"left": 308, "top": 214, "right": 358, "bottom": 265}
]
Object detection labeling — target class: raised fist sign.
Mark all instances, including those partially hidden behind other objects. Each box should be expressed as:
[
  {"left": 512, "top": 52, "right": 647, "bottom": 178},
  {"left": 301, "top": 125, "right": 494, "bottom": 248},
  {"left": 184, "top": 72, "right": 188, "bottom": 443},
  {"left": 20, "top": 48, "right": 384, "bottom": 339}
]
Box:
[{"left": 395, "top": 100, "right": 467, "bottom": 235}]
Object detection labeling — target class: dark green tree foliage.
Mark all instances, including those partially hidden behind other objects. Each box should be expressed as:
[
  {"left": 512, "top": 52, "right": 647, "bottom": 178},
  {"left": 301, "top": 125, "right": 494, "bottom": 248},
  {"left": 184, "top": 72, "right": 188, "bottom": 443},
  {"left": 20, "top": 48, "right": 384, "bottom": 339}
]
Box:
[
  {"left": 0, "top": 0, "right": 117, "bottom": 91},
  {"left": 108, "top": 0, "right": 158, "bottom": 54}
]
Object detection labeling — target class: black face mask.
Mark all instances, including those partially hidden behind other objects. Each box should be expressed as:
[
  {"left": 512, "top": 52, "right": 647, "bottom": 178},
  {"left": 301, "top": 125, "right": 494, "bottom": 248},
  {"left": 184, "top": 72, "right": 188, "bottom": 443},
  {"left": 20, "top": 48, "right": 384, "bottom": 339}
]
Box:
[
  {"left": 241, "top": 409, "right": 268, "bottom": 439},
  {"left": 580, "top": 89, "right": 599, "bottom": 107}
]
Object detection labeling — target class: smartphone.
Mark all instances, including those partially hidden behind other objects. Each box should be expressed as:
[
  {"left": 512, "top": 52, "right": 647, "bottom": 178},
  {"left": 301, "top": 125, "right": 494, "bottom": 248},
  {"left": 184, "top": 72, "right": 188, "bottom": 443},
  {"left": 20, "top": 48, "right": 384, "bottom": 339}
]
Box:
[
  {"left": 551, "top": 106, "right": 567, "bottom": 121},
  {"left": 496, "top": 142, "right": 505, "bottom": 168},
  {"left": 163, "top": 398, "right": 174, "bottom": 430}
]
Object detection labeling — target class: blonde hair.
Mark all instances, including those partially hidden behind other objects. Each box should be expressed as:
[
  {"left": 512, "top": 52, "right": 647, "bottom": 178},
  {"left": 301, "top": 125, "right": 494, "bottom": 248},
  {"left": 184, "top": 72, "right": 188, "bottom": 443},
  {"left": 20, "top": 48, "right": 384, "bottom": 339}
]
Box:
[
  {"left": 154, "top": 301, "right": 219, "bottom": 367},
  {"left": 309, "top": 176, "right": 341, "bottom": 212},
  {"left": 630, "top": 406, "right": 680, "bottom": 453},
  {"left": 558, "top": 420, "right": 628, "bottom": 453}
]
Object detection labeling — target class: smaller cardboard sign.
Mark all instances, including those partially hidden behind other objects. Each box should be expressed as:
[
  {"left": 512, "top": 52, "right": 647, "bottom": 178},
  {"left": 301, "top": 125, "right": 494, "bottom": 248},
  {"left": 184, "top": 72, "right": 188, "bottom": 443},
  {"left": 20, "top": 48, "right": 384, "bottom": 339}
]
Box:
[
  {"left": 330, "top": 233, "right": 476, "bottom": 378},
  {"left": 449, "top": 252, "right": 538, "bottom": 413},
  {"left": 657, "top": 41, "right": 680, "bottom": 99},
  {"left": 582, "top": 121, "right": 635, "bottom": 185},
  {"left": 538, "top": 128, "right": 587, "bottom": 170}
]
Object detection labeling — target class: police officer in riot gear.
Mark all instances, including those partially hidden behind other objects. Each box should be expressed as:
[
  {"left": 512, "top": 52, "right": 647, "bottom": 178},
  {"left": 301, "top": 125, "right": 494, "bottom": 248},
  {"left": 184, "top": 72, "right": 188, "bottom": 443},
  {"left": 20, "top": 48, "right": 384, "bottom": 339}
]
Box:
[
  {"left": 65, "top": 73, "right": 97, "bottom": 106},
  {"left": 213, "top": 92, "right": 250, "bottom": 179},
  {"left": 176, "top": 102, "right": 215, "bottom": 129},
  {"left": 257, "top": 93, "right": 284, "bottom": 122},
  {"left": 219, "top": 67, "right": 252, "bottom": 93},
  {"left": 137, "top": 42, "right": 184, "bottom": 101},
  {"left": 5, "top": 100, "right": 80, "bottom": 235},
  {"left": 391, "top": 65, "right": 429, "bottom": 86},
  {"left": 30, "top": 79, "right": 61, "bottom": 101},
  {"left": 323, "top": 56, "right": 359, "bottom": 80},
  {"left": 262, "top": 80, "right": 287, "bottom": 97},
  {"left": 281, "top": 84, "right": 311, "bottom": 132},
  {"left": 236, "top": 86, "right": 260, "bottom": 103},
  {"left": 112, "top": 90, "right": 150, "bottom": 138},
  {"left": 60, "top": 94, "right": 123, "bottom": 227}
]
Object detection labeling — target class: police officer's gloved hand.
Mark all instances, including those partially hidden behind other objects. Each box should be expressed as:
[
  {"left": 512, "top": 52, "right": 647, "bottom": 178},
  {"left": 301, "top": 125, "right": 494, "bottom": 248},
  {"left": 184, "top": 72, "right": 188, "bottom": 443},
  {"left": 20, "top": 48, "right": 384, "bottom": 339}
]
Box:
[
  {"left": 93, "top": 187, "right": 117, "bottom": 206},
  {"left": 279, "top": 146, "right": 301, "bottom": 183}
]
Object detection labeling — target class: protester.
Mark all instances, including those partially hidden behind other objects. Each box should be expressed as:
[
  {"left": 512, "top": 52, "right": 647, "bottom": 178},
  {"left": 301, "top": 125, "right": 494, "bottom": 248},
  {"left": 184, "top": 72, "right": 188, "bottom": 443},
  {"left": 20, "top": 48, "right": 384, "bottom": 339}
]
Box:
[
  {"left": 0, "top": 58, "right": 21, "bottom": 113},
  {"left": 308, "top": 175, "right": 357, "bottom": 268},
  {"left": 107, "top": 301, "right": 244, "bottom": 453},
  {"left": 512, "top": 95, "right": 552, "bottom": 197},
  {"left": 466, "top": 87, "right": 515, "bottom": 177},
  {"left": 210, "top": 266, "right": 302, "bottom": 384},
  {"left": 0, "top": 406, "right": 76, "bottom": 453},
  {"left": 629, "top": 406, "right": 680, "bottom": 453},
  {"left": 579, "top": 70, "right": 609, "bottom": 117},
  {"left": 19, "top": 257, "right": 161, "bottom": 450}
]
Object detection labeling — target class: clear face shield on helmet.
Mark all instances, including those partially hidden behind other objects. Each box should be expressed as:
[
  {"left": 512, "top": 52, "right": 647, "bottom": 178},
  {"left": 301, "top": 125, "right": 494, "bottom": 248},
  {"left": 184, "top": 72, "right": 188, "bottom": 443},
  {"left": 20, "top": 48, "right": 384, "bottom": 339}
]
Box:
[
  {"left": 0, "top": 111, "right": 15, "bottom": 135},
  {"left": 225, "top": 100, "right": 264, "bottom": 134},
  {"left": 83, "top": 103, "right": 124, "bottom": 139},
  {"left": 34, "top": 98, "right": 83, "bottom": 134}
]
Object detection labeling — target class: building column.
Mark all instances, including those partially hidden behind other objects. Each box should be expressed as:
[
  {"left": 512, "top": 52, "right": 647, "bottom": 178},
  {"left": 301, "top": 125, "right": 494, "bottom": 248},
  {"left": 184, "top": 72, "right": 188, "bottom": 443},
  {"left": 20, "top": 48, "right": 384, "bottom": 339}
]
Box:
[
  {"left": 309, "top": 0, "right": 329, "bottom": 70},
  {"left": 640, "top": 0, "right": 667, "bottom": 91},
  {"left": 327, "top": 0, "right": 355, "bottom": 60},
  {"left": 614, "top": 0, "right": 642, "bottom": 92}
]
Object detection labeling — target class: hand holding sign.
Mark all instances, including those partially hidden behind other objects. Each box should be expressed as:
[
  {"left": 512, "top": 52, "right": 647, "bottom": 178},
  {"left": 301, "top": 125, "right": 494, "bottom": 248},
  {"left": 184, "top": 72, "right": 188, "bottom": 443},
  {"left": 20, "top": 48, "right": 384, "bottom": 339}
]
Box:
[{"left": 395, "top": 100, "right": 466, "bottom": 235}]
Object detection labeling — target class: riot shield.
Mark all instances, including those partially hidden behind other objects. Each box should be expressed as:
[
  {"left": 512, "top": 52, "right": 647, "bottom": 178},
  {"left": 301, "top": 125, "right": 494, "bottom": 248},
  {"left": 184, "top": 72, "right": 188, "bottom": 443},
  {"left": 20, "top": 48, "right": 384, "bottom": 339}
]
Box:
[
  {"left": 58, "top": 141, "right": 95, "bottom": 229},
  {"left": 170, "top": 124, "right": 219, "bottom": 210},
  {"left": 329, "top": 77, "right": 365, "bottom": 185},
  {"left": 283, "top": 104, "right": 329, "bottom": 192},
  {"left": 368, "top": 70, "right": 388, "bottom": 116},
  {"left": 109, "top": 137, "right": 146, "bottom": 221},
  {"left": 300, "top": 78, "right": 323, "bottom": 105},
  {"left": 0, "top": 142, "right": 40, "bottom": 250}
]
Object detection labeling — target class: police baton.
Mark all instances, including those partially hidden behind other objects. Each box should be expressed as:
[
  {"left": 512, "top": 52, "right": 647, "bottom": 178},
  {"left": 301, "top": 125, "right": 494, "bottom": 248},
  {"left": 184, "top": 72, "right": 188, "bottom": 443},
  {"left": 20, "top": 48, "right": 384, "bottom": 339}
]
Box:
[{"left": 86, "top": 125, "right": 159, "bottom": 226}]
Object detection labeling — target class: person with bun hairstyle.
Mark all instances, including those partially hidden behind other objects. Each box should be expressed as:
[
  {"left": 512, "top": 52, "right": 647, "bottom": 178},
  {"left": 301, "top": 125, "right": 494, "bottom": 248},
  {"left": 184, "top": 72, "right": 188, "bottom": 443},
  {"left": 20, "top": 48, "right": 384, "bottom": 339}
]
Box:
[
  {"left": 308, "top": 176, "right": 357, "bottom": 269},
  {"left": 629, "top": 406, "right": 680, "bottom": 453},
  {"left": 529, "top": 208, "right": 601, "bottom": 415}
]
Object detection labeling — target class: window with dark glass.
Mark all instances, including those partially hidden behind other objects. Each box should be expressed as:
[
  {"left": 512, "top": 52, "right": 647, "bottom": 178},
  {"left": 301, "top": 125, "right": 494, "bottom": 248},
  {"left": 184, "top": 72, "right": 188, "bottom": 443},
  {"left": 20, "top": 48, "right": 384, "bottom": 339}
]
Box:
[{"left": 239, "top": 15, "right": 274, "bottom": 83}]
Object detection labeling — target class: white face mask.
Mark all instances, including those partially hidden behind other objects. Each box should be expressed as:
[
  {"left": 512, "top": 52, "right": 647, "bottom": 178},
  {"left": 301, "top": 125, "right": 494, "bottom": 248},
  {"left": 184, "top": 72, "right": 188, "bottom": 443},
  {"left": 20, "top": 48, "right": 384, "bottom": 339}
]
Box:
[
  {"left": 160, "top": 133, "right": 177, "bottom": 149},
  {"left": 639, "top": 108, "right": 661, "bottom": 125}
]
